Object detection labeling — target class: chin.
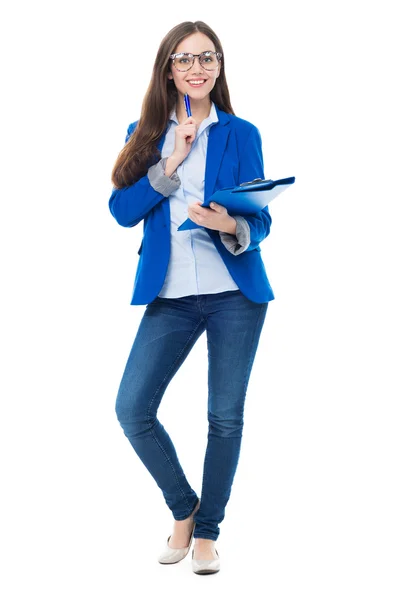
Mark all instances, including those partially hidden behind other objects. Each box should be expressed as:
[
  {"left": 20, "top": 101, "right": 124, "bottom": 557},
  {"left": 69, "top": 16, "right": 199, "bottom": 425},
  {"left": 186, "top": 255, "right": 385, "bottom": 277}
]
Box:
[{"left": 184, "top": 88, "right": 211, "bottom": 97}]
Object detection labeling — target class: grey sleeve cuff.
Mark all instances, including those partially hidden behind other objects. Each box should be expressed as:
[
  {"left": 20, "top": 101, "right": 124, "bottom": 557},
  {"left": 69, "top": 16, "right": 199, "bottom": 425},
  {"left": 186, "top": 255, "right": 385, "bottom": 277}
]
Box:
[
  {"left": 147, "top": 157, "right": 181, "bottom": 197},
  {"left": 219, "top": 216, "right": 251, "bottom": 255}
]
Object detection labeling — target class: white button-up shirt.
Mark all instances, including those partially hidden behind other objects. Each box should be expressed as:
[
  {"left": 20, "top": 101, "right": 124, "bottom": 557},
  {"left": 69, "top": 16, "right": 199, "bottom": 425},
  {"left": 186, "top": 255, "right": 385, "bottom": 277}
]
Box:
[{"left": 158, "top": 102, "right": 239, "bottom": 298}]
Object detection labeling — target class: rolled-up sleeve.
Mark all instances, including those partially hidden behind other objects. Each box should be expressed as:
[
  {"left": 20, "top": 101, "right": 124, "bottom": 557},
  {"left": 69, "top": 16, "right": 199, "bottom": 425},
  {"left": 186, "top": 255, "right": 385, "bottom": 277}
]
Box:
[
  {"left": 147, "top": 157, "right": 181, "bottom": 196},
  {"left": 219, "top": 216, "right": 251, "bottom": 255}
]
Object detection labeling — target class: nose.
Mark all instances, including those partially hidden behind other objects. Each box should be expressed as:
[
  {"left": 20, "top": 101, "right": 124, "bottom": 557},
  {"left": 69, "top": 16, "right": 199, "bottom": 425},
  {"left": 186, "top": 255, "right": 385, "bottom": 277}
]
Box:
[{"left": 190, "top": 56, "right": 204, "bottom": 74}]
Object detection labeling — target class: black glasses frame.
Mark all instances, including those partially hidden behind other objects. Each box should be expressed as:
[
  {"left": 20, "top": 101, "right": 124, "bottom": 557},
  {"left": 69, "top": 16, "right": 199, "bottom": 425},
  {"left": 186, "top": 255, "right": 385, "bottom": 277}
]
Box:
[{"left": 169, "top": 51, "right": 222, "bottom": 72}]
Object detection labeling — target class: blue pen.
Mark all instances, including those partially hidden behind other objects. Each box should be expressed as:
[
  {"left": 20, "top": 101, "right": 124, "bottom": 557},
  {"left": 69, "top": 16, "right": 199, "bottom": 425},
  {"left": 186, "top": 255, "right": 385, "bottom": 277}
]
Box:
[{"left": 184, "top": 93, "right": 192, "bottom": 117}]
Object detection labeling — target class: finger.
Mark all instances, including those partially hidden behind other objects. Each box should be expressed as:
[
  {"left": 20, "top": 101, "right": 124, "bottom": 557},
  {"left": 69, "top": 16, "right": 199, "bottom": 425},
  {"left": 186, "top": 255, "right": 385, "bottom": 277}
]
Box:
[
  {"left": 190, "top": 205, "right": 204, "bottom": 214},
  {"left": 210, "top": 201, "right": 225, "bottom": 213}
]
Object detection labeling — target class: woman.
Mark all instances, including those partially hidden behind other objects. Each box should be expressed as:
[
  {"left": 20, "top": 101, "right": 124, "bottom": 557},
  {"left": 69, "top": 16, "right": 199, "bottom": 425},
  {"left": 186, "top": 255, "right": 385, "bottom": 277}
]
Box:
[{"left": 109, "top": 20, "right": 275, "bottom": 575}]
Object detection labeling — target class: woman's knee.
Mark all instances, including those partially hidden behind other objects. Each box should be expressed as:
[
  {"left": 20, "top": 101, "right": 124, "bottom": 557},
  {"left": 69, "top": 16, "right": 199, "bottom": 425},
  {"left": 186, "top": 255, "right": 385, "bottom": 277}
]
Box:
[
  {"left": 208, "top": 412, "right": 244, "bottom": 438},
  {"left": 115, "top": 385, "right": 151, "bottom": 437}
]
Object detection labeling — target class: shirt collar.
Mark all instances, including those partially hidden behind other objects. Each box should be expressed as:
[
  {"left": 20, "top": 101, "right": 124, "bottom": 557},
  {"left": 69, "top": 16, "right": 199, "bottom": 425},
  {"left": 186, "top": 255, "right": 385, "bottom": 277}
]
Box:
[{"left": 169, "top": 101, "right": 218, "bottom": 127}]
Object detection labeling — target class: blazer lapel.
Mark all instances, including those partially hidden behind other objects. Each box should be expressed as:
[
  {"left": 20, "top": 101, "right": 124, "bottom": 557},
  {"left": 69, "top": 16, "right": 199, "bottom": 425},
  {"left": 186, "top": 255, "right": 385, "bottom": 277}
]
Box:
[{"left": 204, "top": 107, "right": 230, "bottom": 200}]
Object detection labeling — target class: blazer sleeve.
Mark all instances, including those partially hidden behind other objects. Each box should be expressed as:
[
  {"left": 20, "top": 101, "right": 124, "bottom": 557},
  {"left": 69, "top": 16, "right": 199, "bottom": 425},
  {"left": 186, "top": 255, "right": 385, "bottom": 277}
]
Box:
[
  {"left": 236, "top": 125, "right": 272, "bottom": 252},
  {"left": 108, "top": 123, "right": 180, "bottom": 228}
]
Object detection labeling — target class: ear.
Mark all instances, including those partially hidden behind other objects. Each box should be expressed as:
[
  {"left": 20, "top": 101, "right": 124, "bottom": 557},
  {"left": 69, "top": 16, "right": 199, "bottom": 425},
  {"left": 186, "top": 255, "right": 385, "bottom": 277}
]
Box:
[{"left": 167, "top": 71, "right": 173, "bottom": 81}]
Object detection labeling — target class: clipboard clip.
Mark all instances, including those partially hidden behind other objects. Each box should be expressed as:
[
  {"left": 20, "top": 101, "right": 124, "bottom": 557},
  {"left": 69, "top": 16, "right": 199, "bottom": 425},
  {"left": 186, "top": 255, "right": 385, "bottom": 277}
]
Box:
[{"left": 239, "top": 178, "right": 272, "bottom": 186}]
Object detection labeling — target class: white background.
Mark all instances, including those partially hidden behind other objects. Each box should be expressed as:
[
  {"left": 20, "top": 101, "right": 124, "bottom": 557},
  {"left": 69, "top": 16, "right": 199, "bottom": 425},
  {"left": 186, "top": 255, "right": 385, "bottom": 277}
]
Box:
[{"left": 1, "top": 0, "right": 394, "bottom": 598}]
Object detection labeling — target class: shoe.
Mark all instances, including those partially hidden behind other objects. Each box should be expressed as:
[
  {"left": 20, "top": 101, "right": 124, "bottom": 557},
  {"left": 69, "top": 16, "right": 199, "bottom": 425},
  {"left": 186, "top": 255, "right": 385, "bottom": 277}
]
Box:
[
  {"left": 157, "top": 500, "right": 200, "bottom": 564},
  {"left": 191, "top": 547, "right": 220, "bottom": 575}
]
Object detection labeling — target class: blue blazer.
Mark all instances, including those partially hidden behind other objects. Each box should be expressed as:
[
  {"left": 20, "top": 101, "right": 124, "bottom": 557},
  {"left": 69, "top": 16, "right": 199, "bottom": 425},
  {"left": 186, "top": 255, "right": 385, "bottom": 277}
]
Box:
[{"left": 109, "top": 106, "right": 275, "bottom": 305}]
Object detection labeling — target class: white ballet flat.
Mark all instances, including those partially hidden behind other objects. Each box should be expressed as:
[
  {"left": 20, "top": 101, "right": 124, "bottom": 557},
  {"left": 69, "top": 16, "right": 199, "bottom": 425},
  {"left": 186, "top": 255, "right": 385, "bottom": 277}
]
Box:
[
  {"left": 158, "top": 501, "right": 200, "bottom": 564},
  {"left": 191, "top": 547, "right": 220, "bottom": 575}
]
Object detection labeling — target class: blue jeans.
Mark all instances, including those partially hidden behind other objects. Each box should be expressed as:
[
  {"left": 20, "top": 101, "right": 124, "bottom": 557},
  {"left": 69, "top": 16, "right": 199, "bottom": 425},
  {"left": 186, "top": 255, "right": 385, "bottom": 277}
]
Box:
[{"left": 115, "top": 290, "right": 269, "bottom": 541}]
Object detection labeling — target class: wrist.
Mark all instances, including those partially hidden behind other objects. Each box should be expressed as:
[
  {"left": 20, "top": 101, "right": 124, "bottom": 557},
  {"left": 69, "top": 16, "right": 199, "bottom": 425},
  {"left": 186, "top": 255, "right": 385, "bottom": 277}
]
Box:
[
  {"left": 164, "top": 154, "right": 182, "bottom": 177},
  {"left": 221, "top": 215, "right": 237, "bottom": 235}
]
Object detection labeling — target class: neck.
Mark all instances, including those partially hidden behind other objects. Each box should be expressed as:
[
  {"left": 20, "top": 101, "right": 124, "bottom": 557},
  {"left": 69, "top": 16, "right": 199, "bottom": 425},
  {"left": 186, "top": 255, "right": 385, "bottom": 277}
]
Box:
[{"left": 176, "top": 94, "right": 212, "bottom": 124}]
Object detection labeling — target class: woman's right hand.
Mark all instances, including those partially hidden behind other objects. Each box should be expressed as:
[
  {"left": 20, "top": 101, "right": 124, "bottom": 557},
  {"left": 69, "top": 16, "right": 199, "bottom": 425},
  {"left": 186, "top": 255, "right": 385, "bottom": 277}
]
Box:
[{"left": 171, "top": 116, "right": 198, "bottom": 165}]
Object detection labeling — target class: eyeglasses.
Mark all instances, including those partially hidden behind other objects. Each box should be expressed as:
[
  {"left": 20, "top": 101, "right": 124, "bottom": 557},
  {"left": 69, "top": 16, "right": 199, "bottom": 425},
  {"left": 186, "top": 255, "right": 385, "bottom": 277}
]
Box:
[{"left": 169, "top": 51, "right": 222, "bottom": 72}]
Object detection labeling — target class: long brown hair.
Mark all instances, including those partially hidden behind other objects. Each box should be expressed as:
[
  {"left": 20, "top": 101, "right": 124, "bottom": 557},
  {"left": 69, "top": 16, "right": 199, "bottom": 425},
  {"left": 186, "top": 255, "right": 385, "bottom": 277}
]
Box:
[{"left": 111, "top": 21, "right": 235, "bottom": 189}]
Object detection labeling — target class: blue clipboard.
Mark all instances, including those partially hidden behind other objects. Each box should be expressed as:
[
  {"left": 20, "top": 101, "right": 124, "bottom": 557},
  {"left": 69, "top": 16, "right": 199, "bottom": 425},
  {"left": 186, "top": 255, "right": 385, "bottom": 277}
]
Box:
[{"left": 177, "top": 176, "right": 296, "bottom": 231}]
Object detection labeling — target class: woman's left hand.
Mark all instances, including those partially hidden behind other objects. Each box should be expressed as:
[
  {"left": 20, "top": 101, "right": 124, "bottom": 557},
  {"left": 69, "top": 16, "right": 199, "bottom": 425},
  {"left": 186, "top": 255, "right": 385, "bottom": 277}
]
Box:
[{"left": 188, "top": 201, "right": 233, "bottom": 232}]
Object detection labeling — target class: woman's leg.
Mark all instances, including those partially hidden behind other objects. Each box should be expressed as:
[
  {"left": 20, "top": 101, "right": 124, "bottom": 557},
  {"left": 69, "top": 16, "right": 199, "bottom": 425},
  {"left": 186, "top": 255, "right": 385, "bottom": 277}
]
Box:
[
  {"left": 193, "top": 290, "right": 269, "bottom": 541},
  {"left": 115, "top": 296, "right": 205, "bottom": 520}
]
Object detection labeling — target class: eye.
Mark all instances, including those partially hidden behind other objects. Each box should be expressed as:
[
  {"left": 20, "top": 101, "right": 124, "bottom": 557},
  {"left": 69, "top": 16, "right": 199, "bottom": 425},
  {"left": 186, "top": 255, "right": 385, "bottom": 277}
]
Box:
[
  {"left": 201, "top": 52, "right": 215, "bottom": 63},
  {"left": 178, "top": 54, "right": 192, "bottom": 64}
]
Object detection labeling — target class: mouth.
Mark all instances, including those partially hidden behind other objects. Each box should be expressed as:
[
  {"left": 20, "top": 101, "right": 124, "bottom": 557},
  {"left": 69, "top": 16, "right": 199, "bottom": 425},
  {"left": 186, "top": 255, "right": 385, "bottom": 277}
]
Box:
[{"left": 186, "top": 79, "right": 207, "bottom": 87}]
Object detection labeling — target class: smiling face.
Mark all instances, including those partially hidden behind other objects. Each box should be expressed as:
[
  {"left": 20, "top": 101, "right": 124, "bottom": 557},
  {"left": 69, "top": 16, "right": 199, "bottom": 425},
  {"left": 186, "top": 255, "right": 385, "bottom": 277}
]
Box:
[{"left": 167, "top": 32, "right": 221, "bottom": 103}]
